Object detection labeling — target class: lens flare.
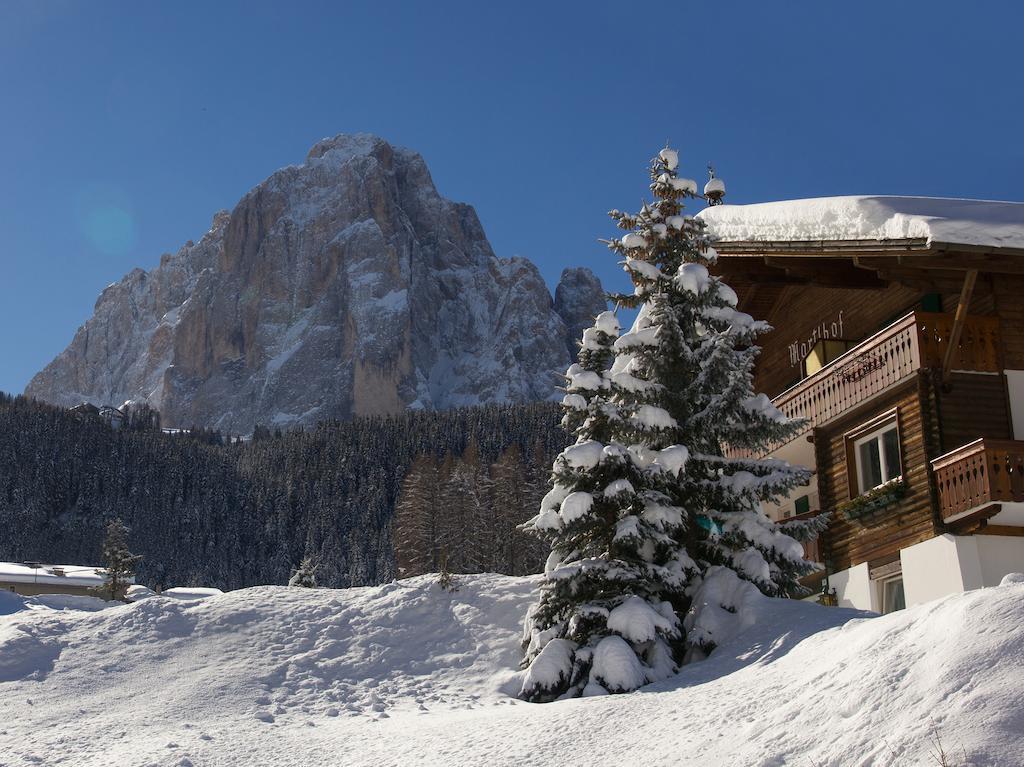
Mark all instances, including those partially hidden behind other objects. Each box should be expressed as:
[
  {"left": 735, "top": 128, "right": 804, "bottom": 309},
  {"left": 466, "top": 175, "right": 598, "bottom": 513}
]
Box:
[
  {"left": 85, "top": 205, "right": 136, "bottom": 255},
  {"left": 74, "top": 185, "right": 137, "bottom": 256}
]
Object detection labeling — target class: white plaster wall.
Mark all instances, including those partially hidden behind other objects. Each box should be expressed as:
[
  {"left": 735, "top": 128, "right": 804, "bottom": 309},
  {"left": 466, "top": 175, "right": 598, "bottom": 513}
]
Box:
[
  {"left": 1005, "top": 369, "right": 1024, "bottom": 439},
  {"left": 828, "top": 562, "right": 876, "bottom": 611},
  {"left": 762, "top": 437, "right": 818, "bottom": 522},
  {"left": 976, "top": 535, "right": 1024, "bottom": 586},
  {"left": 901, "top": 535, "right": 978, "bottom": 606}
]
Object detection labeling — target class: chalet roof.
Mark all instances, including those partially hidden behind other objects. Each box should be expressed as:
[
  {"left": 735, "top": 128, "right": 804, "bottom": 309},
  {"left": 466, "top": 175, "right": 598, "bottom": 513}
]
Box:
[
  {"left": 699, "top": 196, "right": 1024, "bottom": 256},
  {"left": 0, "top": 562, "right": 109, "bottom": 588}
]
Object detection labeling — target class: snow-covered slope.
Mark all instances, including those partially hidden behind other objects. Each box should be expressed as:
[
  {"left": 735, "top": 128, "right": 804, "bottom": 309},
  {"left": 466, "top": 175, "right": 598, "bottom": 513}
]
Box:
[
  {"left": 26, "top": 134, "right": 606, "bottom": 433},
  {"left": 699, "top": 195, "right": 1024, "bottom": 250},
  {"left": 2, "top": 574, "right": 1022, "bottom": 766}
]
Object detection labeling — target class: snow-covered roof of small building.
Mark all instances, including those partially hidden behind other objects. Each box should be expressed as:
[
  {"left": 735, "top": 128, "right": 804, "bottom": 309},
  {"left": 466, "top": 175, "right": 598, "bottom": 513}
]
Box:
[
  {"left": 698, "top": 196, "right": 1024, "bottom": 252},
  {"left": 0, "top": 562, "right": 109, "bottom": 587}
]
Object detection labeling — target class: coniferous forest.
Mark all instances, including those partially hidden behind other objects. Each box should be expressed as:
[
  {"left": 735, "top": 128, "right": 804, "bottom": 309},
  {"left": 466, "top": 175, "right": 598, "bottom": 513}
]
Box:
[{"left": 0, "top": 393, "right": 561, "bottom": 589}]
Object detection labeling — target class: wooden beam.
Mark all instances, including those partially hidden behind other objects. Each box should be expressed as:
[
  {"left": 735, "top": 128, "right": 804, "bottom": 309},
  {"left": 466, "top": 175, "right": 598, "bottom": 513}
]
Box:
[
  {"left": 714, "top": 258, "right": 810, "bottom": 286},
  {"left": 714, "top": 237, "right": 931, "bottom": 257},
  {"left": 872, "top": 269, "right": 979, "bottom": 293},
  {"left": 944, "top": 503, "right": 1002, "bottom": 532},
  {"left": 977, "top": 525, "right": 1024, "bottom": 537},
  {"left": 734, "top": 283, "right": 784, "bottom": 320},
  {"left": 942, "top": 269, "right": 979, "bottom": 382},
  {"left": 763, "top": 257, "right": 886, "bottom": 288},
  {"left": 851, "top": 254, "right": 1024, "bottom": 275},
  {"left": 715, "top": 269, "right": 811, "bottom": 287},
  {"left": 715, "top": 257, "right": 883, "bottom": 289}
]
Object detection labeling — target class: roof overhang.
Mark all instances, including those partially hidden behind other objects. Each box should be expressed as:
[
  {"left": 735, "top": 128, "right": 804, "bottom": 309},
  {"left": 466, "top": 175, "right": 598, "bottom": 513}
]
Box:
[{"left": 712, "top": 238, "right": 1024, "bottom": 311}]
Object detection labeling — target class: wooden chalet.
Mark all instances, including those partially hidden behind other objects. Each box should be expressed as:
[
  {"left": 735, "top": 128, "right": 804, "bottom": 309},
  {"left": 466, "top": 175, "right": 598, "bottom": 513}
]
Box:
[{"left": 702, "top": 196, "right": 1024, "bottom": 613}]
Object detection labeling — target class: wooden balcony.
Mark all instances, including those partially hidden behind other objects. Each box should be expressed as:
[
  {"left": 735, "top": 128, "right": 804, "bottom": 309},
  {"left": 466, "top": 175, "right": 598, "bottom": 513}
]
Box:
[
  {"left": 767, "top": 311, "right": 1000, "bottom": 445},
  {"left": 931, "top": 439, "right": 1024, "bottom": 527},
  {"left": 915, "top": 312, "right": 1001, "bottom": 371}
]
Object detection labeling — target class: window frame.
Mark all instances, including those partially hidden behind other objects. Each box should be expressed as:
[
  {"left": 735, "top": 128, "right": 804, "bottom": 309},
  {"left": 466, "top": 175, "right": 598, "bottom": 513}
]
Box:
[{"left": 844, "top": 408, "right": 903, "bottom": 498}]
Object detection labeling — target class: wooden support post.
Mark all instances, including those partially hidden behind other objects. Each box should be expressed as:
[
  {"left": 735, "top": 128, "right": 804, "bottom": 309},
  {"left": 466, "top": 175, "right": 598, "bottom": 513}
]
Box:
[{"left": 942, "top": 268, "right": 978, "bottom": 383}]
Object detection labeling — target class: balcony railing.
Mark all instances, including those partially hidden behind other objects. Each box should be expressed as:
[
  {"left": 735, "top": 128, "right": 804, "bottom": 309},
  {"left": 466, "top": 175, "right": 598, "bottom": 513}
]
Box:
[
  {"left": 915, "top": 312, "right": 1001, "bottom": 371},
  {"left": 767, "top": 311, "right": 1001, "bottom": 444},
  {"left": 931, "top": 438, "right": 1024, "bottom": 524}
]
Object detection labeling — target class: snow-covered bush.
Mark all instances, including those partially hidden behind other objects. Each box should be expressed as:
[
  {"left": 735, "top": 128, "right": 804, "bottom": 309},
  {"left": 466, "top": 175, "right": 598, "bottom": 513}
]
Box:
[
  {"left": 289, "top": 556, "right": 319, "bottom": 588},
  {"left": 520, "top": 147, "right": 822, "bottom": 701}
]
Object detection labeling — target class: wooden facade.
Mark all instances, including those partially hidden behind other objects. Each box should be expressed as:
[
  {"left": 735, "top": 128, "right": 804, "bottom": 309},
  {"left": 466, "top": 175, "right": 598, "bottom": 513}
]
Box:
[{"left": 714, "top": 238, "right": 1024, "bottom": 580}]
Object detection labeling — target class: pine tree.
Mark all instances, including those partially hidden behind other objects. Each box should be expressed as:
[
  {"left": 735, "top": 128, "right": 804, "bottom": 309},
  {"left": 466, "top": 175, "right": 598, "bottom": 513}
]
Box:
[
  {"left": 520, "top": 302, "right": 696, "bottom": 701},
  {"left": 94, "top": 518, "right": 142, "bottom": 602},
  {"left": 520, "top": 147, "right": 818, "bottom": 701},
  {"left": 289, "top": 555, "right": 319, "bottom": 587}
]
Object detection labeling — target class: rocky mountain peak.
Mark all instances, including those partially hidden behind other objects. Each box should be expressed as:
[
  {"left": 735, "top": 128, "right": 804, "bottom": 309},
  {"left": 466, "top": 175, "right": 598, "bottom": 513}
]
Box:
[{"left": 27, "top": 135, "right": 605, "bottom": 433}]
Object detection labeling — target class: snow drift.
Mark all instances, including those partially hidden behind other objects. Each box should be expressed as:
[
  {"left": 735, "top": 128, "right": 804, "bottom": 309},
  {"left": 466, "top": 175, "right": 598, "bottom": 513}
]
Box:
[{"left": 1, "top": 574, "right": 1022, "bottom": 766}]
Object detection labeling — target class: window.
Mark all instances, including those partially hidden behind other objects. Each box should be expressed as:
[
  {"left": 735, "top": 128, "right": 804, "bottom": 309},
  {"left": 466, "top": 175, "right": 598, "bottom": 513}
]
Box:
[
  {"left": 845, "top": 409, "right": 902, "bottom": 497},
  {"left": 854, "top": 424, "right": 901, "bottom": 492},
  {"left": 803, "top": 339, "right": 855, "bottom": 378},
  {"left": 880, "top": 576, "right": 905, "bottom": 614}
]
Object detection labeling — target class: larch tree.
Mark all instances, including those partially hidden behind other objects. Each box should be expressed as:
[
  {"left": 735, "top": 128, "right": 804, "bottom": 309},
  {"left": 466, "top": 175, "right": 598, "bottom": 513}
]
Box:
[
  {"left": 393, "top": 453, "right": 442, "bottom": 578},
  {"left": 520, "top": 147, "right": 821, "bottom": 701}
]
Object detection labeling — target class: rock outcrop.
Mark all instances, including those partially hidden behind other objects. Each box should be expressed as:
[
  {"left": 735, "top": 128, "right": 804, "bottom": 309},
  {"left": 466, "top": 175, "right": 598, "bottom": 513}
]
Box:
[
  {"left": 554, "top": 267, "right": 607, "bottom": 356},
  {"left": 27, "top": 134, "right": 605, "bottom": 432}
]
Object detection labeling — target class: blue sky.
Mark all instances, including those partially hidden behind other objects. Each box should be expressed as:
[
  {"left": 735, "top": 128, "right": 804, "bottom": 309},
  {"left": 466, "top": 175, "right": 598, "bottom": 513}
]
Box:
[{"left": 2, "top": 1, "right": 1022, "bottom": 395}]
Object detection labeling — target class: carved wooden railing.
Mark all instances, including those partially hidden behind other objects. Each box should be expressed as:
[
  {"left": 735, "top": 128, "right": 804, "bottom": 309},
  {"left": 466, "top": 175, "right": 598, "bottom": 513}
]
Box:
[
  {"left": 915, "top": 312, "right": 1001, "bottom": 372},
  {"left": 931, "top": 439, "right": 1024, "bottom": 523},
  {"left": 730, "top": 311, "right": 1002, "bottom": 458},
  {"left": 772, "top": 313, "right": 920, "bottom": 440},
  {"left": 774, "top": 311, "right": 1000, "bottom": 437}
]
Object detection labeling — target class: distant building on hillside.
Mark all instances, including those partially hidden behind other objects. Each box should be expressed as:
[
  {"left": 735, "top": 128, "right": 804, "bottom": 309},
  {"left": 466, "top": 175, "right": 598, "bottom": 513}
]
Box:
[
  {"left": 69, "top": 402, "right": 100, "bottom": 418},
  {"left": 702, "top": 196, "right": 1024, "bottom": 614},
  {"left": 0, "top": 562, "right": 126, "bottom": 597},
  {"left": 69, "top": 402, "right": 126, "bottom": 429},
  {"left": 98, "top": 405, "right": 125, "bottom": 429}
]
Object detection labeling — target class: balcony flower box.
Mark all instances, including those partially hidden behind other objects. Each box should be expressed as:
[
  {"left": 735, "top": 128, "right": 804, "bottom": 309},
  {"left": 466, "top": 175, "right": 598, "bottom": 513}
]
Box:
[{"left": 839, "top": 479, "right": 908, "bottom": 523}]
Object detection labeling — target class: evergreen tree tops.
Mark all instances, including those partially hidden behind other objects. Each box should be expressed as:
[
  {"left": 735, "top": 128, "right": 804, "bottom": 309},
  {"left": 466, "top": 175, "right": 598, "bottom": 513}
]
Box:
[{"left": 520, "top": 148, "right": 822, "bottom": 702}]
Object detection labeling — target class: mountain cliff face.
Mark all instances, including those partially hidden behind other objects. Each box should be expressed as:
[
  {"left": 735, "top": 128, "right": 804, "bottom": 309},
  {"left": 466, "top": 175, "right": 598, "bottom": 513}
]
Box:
[{"left": 27, "top": 134, "right": 605, "bottom": 432}]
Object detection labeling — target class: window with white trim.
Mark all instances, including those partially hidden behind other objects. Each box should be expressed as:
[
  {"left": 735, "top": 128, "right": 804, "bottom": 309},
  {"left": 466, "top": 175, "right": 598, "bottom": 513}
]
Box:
[
  {"left": 879, "top": 575, "right": 905, "bottom": 614},
  {"left": 854, "top": 422, "right": 901, "bottom": 492},
  {"left": 845, "top": 409, "right": 903, "bottom": 497}
]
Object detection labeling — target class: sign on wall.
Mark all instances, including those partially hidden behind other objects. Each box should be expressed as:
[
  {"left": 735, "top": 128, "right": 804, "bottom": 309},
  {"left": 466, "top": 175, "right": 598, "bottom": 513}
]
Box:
[{"left": 788, "top": 310, "right": 846, "bottom": 367}]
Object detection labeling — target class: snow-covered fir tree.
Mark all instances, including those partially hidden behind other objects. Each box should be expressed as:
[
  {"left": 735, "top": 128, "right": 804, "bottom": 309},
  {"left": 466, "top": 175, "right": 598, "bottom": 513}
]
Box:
[
  {"left": 93, "top": 518, "right": 142, "bottom": 602},
  {"left": 520, "top": 147, "right": 822, "bottom": 701},
  {"left": 289, "top": 556, "right": 319, "bottom": 588}
]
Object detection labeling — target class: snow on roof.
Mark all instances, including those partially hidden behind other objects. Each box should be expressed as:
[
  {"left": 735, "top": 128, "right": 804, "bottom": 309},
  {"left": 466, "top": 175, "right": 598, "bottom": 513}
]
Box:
[
  {"left": 698, "top": 196, "right": 1024, "bottom": 252},
  {"left": 0, "top": 562, "right": 109, "bottom": 587}
]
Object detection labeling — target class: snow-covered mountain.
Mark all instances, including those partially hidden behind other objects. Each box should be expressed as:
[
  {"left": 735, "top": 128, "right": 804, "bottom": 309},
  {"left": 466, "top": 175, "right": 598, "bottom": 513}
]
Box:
[
  {"left": 2, "top": 574, "right": 1022, "bottom": 765},
  {"left": 26, "top": 134, "right": 605, "bottom": 432}
]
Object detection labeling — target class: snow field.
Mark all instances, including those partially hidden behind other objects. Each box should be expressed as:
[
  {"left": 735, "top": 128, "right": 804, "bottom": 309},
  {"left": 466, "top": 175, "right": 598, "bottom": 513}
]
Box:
[{"left": 1, "top": 575, "right": 1022, "bottom": 766}]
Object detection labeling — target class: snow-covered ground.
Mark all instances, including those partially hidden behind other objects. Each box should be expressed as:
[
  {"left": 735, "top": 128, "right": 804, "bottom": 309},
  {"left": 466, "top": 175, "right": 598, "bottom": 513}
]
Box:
[{"left": 1, "top": 574, "right": 1022, "bottom": 767}]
